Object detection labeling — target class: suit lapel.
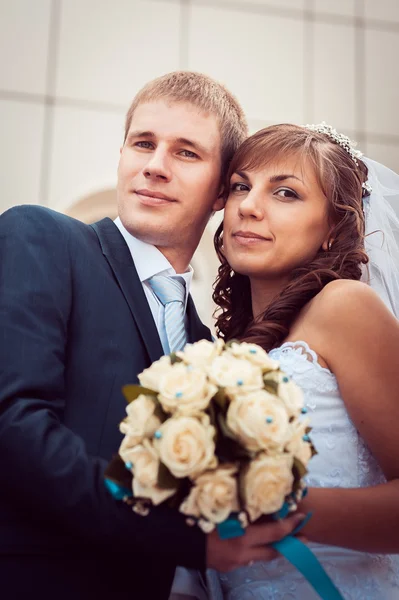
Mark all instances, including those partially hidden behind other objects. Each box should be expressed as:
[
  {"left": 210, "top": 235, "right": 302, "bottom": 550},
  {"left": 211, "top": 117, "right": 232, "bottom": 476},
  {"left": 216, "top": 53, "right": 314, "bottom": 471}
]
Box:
[
  {"left": 186, "top": 295, "right": 213, "bottom": 343},
  {"left": 91, "top": 218, "right": 164, "bottom": 363}
]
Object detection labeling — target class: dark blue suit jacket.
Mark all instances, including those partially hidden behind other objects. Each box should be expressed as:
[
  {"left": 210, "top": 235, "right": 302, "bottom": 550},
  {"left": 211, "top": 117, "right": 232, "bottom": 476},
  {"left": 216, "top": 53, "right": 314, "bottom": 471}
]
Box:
[{"left": 0, "top": 206, "right": 211, "bottom": 599}]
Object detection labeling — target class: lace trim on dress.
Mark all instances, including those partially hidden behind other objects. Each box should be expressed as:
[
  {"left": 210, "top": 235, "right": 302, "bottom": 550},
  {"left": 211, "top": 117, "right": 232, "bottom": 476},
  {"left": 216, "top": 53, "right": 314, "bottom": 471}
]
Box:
[
  {"left": 272, "top": 340, "right": 331, "bottom": 373},
  {"left": 269, "top": 341, "right": 339, "bottom": 401}
]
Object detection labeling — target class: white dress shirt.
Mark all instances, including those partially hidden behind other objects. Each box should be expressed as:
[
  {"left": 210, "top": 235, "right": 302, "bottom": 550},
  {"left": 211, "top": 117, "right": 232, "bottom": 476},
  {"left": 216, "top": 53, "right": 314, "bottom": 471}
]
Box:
[
  {"left": 114, "top": 218, "right": 207, "bottom": 600},
  {"left": 114, "top": 217, "right": 193, "bottom": 355}
]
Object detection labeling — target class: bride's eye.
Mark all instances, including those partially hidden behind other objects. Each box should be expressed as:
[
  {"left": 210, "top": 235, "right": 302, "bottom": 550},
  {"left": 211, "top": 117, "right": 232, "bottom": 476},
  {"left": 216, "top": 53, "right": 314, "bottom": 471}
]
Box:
[
  {"left": 275, "top": 187, "right": 299, "bottom": 200},
  {"left": 231, "top": 182, "right": 250, "bottom": 193}
]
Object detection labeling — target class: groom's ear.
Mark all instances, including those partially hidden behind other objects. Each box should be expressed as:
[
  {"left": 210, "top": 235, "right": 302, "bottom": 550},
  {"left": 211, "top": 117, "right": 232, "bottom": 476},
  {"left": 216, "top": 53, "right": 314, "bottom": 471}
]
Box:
[{"left": 212, "top": 185, "right": 225, "bottom": 212}]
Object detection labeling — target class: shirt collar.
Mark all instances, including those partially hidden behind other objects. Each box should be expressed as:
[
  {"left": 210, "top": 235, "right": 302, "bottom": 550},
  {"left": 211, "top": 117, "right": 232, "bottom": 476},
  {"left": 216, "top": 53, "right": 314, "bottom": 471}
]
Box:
[{"left": 114, "top": 217, "right": 193, "bottom": 297}]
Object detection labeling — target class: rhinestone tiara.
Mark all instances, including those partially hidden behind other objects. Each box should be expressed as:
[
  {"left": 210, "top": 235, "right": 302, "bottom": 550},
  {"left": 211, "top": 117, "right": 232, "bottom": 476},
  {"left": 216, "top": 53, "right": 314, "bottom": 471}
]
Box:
[
  {"left": 304, "top": 121, "right": 363, "bottom": 166},
  {"left": 304, "top": 121, "right": 371, "bottom": 196}
]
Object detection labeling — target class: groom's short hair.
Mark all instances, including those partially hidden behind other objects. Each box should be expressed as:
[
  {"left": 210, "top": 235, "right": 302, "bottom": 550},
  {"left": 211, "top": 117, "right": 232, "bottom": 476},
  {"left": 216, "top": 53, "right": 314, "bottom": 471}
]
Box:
[{"left": 124, "top": 71, "right": 248, "bottom": 178}]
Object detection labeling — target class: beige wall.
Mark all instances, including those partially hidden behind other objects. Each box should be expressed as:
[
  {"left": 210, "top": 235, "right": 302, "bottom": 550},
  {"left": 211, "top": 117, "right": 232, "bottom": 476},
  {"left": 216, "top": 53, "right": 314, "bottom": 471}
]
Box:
[{"left": 1, "top": 0, "right": 399, "bottom": 326}]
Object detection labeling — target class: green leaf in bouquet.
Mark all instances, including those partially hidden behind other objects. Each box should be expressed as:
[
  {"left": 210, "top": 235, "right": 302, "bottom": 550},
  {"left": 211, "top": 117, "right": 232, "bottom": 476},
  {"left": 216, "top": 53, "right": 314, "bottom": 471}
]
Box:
[
  {"left": 170, "top": 352, "right": 183, "bottom": 364},
  {"left": 207, "top": 399, "right": 217, "bottom": 428},
  {"left": 264, "top": 370, "right": 281, "bottom": 382},
  {"left": 303, "top": 426, "right": 318, "bottom": 457},
  {"left": 215, "top": 413, "right": 253, "bottom": 461},
  {"left": 157, "top": 462, "right": 180, "bottom": 490},
  {"left": 291, "top": 456, "right": 308, "bottom": 494},
  {"left": 263, "top": 379, "right": 280, "bottom": 396},
  {"left": 122, "top": 384, "right": 157, "bottom": 404},
  {"left": 309, "top": 440, "right": 318, "bottom": 458},
  {"left": 153, "top": 401, "right": 169, "bottom": 423},
  {"left": 213, "top": 387, "right": 229, "bottom": 411},
  {"left": 216, "top": 436, "right": 252, "bottom": 462},
  {"left": 293, "top": 456, "right": 307, "bottom": 479},
  {"left": 104, "top": 453, "right": 133, "bottom": 490},
  {"left": 262, "top": 371, "right": 280, "bottom": 395},
  {"left": 210, "top": 397, "right": 252, "bottom": 462},
  {"left": 225, "top": 338, "right": 240, "bottom": 349},
  {"left": 216, "top": 410, "right": 237, "bottom": 442}
]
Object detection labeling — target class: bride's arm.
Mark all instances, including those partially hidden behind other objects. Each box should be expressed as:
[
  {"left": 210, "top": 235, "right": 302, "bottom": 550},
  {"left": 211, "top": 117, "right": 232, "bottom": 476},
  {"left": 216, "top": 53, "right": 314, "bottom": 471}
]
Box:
[{"left": 297, "top": 279, "right": 399, "bottom": 554}]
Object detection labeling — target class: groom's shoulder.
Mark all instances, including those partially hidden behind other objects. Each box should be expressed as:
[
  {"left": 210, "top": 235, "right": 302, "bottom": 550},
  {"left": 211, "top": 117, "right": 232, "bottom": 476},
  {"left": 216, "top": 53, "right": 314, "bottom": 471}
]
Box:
[
  {"left": 0, "top": 205, "right": 93, "bottom": 243},
  {"left": 1, "top": 204, "right": 84, "bottom": 230}
]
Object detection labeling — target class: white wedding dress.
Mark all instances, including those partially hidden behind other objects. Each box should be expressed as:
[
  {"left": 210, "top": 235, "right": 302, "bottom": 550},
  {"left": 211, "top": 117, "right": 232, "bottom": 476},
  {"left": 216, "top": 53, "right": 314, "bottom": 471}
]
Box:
[{"left": 208, "top": 341, "right": 399, "bottom": 600}]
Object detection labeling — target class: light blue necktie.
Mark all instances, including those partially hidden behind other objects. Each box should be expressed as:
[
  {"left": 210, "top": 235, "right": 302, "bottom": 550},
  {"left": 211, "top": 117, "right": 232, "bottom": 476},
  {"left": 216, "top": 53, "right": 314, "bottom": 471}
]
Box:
[{"left": 147, "top": 274, "right": 188, "bottom": 353}]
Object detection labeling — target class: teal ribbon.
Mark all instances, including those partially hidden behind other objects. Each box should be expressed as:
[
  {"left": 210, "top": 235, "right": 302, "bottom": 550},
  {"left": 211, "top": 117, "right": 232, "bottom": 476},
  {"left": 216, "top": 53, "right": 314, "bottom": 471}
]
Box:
[
  {"left": 104, "top": 478, "right": 133, "bottom": 500},
  {"left": 218, "top": 513, "right": 344, "bottom": 600},
  {"left": 271, "top": 535, "right": 344, "bottom": 599},
  {"left": 217, "top": 515, "right": 245, "bottom": 540}
]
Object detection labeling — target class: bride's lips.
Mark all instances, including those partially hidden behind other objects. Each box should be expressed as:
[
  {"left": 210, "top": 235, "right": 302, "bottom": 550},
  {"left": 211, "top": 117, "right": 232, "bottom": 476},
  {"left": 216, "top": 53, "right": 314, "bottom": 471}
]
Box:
[
  {"left": 134, "top": 189, "right": 176, "bottom": 206},
  {"left": 232, "top": 230, "right": 272, "bottom": 245}
]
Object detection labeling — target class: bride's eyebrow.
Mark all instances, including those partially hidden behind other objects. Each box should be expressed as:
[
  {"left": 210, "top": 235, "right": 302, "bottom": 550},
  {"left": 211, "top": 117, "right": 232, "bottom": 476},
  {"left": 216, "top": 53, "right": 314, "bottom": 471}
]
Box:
[
  {"left": 270, "top": 174, "right": 304, "bottom": 183},
  {"left": 233, "top": 170, "right": 250, "bottom": 181}
]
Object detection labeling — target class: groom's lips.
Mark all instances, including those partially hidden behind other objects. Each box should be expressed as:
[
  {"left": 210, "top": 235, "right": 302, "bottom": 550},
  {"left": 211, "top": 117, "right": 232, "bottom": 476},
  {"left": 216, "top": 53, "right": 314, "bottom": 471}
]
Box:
[{"left": 134, "top": 188, "right": 176, "bottom": 206}]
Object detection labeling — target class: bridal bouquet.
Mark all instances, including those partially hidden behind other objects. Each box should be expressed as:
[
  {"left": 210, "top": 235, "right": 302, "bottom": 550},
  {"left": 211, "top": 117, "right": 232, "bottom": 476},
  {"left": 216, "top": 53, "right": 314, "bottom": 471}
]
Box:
[{"left": 104, "top": 339, "right": 314, "bottom": 533}]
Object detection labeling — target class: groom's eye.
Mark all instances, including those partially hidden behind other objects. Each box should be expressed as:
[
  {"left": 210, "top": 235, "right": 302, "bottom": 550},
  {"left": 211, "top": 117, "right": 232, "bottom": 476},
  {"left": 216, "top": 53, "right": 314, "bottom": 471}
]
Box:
[
  {"left": 135, "top": 141, "right": 153, "bottom": 149},
  {"left": 180, "top": 150, "right": 199, "bottom": 159}
]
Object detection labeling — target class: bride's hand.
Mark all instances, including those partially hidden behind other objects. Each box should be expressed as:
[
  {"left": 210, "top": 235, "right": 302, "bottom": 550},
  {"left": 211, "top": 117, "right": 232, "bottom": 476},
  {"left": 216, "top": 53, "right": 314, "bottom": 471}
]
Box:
[{"left": 206, "top": 512, "right": 305, "bottom": 572}]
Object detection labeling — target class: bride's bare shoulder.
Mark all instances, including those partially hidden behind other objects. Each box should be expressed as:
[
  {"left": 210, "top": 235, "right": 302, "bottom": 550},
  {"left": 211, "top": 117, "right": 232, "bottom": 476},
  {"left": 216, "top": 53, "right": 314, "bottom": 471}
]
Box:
[
  {"left": 308, "top": 279, "right": 396, "bottom": 336},
  {"left": 315, "top": 279, "right": 374, "bottom": 306}
]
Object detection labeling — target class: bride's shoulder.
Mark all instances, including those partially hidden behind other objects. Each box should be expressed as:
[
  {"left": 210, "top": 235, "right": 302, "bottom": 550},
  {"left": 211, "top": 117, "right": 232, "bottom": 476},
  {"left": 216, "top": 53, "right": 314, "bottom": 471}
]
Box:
[
  {"left": 308, "top": 279, "right": 396, "bottom": 335},
  {"left": 316, "top": 278, "right": 374, "bottom": 306}
]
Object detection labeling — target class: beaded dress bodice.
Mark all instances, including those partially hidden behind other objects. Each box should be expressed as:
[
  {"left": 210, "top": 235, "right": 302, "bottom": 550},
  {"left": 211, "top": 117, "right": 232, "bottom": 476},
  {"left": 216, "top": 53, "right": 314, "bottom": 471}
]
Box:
[{"left": 216, "top": 341, "right": 399, "bottom": 600}]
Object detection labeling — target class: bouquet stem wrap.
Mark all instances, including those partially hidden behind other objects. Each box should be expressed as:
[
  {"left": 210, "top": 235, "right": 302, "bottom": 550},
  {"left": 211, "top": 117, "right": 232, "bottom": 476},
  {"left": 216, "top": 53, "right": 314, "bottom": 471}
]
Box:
[
  {"left": 216, "top": 514, "right": 344, "bottom": 600},
  {"left": 272, "top": 535, "right": 344, "bottom": 600}
]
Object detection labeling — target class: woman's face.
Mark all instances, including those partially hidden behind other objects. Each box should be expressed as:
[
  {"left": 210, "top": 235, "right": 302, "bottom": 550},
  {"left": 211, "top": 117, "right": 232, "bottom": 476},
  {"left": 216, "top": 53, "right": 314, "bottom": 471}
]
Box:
[{"left": 223, "top": 154, "right": 331, "bottom": 281}]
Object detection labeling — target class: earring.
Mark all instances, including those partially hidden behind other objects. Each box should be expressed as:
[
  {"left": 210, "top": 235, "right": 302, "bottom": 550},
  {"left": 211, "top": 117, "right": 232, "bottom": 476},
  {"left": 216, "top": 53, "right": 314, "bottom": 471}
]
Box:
[{"left": 328, "top": 240, "right": 333, "bottom": 251}]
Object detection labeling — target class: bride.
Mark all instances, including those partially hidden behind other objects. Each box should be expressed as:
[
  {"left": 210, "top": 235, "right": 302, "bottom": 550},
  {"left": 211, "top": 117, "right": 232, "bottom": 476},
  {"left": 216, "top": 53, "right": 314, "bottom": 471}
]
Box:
[{"left": 209, "top": 123, "right": 399, "bottom": 599}]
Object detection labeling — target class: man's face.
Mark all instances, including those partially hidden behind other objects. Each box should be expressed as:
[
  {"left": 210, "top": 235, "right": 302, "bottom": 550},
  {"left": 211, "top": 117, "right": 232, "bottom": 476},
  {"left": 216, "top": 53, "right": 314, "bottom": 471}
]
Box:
[{"left": 117, "top": 100, "right": 223, "bottom": 265}]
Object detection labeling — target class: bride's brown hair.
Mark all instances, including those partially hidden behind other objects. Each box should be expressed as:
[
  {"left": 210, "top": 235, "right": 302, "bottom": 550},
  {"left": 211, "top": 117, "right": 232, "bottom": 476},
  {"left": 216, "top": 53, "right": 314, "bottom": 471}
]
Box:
[{"left": 213, "top": 123, "right": 369, "bottom": 350}]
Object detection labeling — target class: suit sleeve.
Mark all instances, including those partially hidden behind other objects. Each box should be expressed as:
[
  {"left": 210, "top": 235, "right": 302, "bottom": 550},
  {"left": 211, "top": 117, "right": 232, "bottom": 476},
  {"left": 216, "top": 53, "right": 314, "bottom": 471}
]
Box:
[{"left": 0, "top": 206, "right": 206, "bottom": 567}]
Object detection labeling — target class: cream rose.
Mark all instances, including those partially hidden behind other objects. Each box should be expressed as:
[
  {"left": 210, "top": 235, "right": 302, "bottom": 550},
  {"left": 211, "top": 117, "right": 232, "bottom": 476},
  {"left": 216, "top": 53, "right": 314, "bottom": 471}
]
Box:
[
  {"left": 242, "top": 453, "right": 294, "bottom": 521},
  {"left": 138, "top": 355, "right": 173, "bottom": 392},
  {"left": 179, "top": 464, "right": 239, "bottom": 525},
  {"left": 177, "top": 339, "right": 225, "bottom": 369},
  {"left": 207, "top": 355, "right": 263, "bottom": 396},
  {"left": 276, "top": 373, "right": 304, "bottom": 418},
  {"left": 226, "top": 342, "right": 279, "bottom": 372},
  {"left": 285, "top": 417, "right": 312, "bottom": 467},
  {"left": 155, "top": 414, "right": 217, "bottom": 479},
  {"left": 119, "top": 395, "right": 161, "bottom": 444},
  {"left": 123, "top": 440, "right": 175, "bottom": 505},
  {"left": 157, "top": 363, "right": 217, "bottom": 415},
  {"left": 227, "top": 390, "right": 290, "bottom": 453}
]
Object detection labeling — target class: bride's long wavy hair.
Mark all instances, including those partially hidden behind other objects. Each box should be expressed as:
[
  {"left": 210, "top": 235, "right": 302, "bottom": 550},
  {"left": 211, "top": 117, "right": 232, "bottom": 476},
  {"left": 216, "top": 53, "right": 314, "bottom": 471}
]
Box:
[{"left": 213, "top": 124, "right": 369, "bottom": 350}]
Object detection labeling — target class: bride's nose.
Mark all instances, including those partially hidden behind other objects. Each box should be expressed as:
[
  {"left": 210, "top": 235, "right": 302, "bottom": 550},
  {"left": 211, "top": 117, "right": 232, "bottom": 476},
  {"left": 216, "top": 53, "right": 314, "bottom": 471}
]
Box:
[{"left": 238, "top": 190, "right": 264, "bottom": 220}]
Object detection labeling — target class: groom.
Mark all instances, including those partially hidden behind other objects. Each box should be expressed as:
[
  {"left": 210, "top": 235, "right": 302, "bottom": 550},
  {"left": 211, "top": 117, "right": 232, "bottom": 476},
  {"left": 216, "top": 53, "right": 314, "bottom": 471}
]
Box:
[{"left": 0, "top": 71, "right": 303, "bottom": 600}]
